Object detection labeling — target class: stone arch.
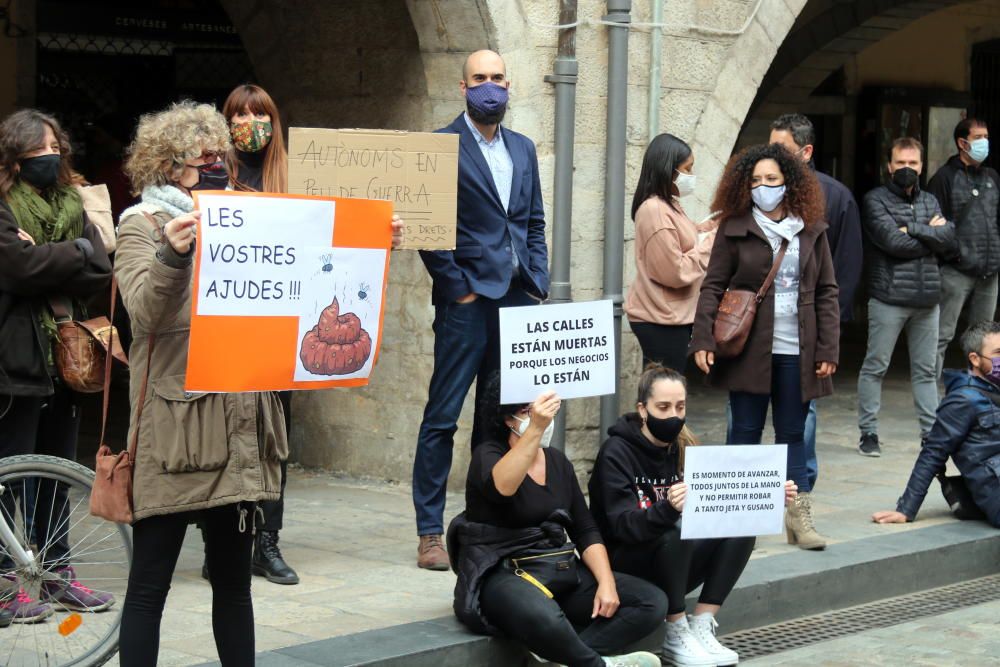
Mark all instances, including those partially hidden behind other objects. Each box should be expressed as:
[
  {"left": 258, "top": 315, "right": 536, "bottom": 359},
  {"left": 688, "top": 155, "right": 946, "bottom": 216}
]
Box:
[{"left": 740, "top": 0, "right": 967, "bottom": 145}]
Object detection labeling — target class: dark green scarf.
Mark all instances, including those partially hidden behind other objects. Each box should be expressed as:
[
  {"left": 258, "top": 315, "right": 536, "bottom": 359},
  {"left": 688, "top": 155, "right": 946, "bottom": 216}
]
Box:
[
  {"left": 6, "top": 180, "right": 84, "bottom": 244},
  {"left": 5, "top": 180, "right": 86, "bottom": 367}
]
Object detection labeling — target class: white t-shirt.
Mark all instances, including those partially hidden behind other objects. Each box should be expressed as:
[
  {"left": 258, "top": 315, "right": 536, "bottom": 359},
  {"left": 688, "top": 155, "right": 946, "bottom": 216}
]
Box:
[{"left": 752, "top": 208, "right": 804, "bottom": 355}]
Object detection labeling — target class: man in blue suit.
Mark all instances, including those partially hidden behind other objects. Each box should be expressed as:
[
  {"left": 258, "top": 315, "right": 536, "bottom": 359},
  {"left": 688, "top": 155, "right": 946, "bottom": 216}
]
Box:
[{"left": 414, "top": 50, "right": 549, "bottom": 570}]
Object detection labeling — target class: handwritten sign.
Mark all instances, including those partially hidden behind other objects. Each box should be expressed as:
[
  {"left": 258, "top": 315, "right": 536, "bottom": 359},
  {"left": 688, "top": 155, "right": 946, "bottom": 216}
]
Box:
[
  {"left": 287, "top": 127, "right": 458, "bottom": 250},
  {"left": 499, "top": 300, "right": 615, "bottom": 403},
  {"left": 188, "top": 191, "right": 393, "bottom": 393},
  {"left": 681, "top": 445, "right": 787, "bottom": 540}
]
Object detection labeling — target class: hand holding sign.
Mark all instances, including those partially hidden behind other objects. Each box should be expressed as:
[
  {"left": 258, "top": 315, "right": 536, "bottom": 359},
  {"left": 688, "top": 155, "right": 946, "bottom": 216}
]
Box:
[{"left": 164, "top": 211, "right": 201, "bottom": 254}]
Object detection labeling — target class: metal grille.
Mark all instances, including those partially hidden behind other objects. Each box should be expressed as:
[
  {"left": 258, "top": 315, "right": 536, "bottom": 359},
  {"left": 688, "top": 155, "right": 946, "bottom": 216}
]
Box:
[
  {"left": 38, "top": 32, "right": 173, "bottom": 57},
  {"left": 719, "top": 574, "right": 1000, "bottom": 661}
]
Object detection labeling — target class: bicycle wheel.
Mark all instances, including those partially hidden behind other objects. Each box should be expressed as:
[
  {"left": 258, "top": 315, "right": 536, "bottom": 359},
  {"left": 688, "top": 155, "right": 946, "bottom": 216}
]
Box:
[{"left": 0, "top": 454, "right": 130, "bottom": 667}]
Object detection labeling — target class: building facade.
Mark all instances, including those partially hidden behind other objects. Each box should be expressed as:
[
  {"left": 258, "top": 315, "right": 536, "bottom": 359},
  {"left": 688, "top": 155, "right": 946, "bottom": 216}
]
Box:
[{"left": 2, "top": 0, "right": 998, "bottom": 487}]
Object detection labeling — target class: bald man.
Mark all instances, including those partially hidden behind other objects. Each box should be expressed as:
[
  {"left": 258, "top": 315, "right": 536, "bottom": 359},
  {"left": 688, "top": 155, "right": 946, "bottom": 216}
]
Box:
[{"left": 414, "top": 50, "right": 550, "bottom": 570}]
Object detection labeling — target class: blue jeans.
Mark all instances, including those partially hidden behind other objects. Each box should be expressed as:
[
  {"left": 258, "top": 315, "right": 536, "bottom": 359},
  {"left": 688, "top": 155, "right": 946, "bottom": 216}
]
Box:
[
  {"left": 727, "top": 398, "right": 818, "bottom": 490},
  {"left": 413, "top": 288, "right": 536, "bottom": 535},
  {"left": 728, "top": 354, "right": 811, "bottom": 493}
]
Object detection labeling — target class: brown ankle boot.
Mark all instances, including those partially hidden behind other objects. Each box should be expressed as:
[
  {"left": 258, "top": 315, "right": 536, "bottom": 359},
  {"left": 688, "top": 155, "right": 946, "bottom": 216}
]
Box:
[
  {"left": 417, "top": 534, "right": 450, "bottom": 571},
  {"left": 785, "top": 492, "right": 827, "bottom": 550}
]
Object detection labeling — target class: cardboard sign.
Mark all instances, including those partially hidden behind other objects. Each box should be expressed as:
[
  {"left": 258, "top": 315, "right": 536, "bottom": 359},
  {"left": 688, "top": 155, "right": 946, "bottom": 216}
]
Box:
[
  {"left": 187, "top": 191, "right": 393, "bottom": 392},
  {"left": 681, "top": 445, "right": 788, "bottom": 540},
  {"left": 287, "top": 127, "right": 458, "bottom": 251},
  {"left": 499, "top": 300, "right": 616, "bottom": 403}
]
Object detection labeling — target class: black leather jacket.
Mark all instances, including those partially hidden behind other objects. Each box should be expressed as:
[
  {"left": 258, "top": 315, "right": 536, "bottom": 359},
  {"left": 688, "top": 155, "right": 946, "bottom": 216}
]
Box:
[
  {"left": 896, "top": 371, "right": 1000, "bottom": 527},
  {"left": 862, "top": 182, "right": 955, "bottom": 307},
  {"left": 447, "top": 511, "right": 571, "bottom": 636}
]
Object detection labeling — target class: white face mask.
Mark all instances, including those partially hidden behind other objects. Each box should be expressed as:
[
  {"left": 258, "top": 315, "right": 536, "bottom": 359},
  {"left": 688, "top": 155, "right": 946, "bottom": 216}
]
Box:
[
  {"left": 674, "top": 170, "right": 696, "bottom": 197},
  {"left": 512, "top": 414, "right": 555, "bottom": 448},
  {"left": 751, "top": 184, "right": 786, "bottom": 213}
]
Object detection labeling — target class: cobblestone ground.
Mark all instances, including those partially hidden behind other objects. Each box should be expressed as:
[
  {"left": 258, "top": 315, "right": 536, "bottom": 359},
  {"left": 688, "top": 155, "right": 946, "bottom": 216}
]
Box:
[
  {"left": 105, "top": 368, "right": 969, "bottom": 666},
  {"left": 743, "top": 600, "right": 1000, "bottom": 666}
]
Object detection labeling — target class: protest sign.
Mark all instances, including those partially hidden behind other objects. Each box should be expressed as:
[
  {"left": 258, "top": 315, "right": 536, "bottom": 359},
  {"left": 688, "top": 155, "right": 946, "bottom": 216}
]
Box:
[
  {"left": 187, "top": 191, "right": 393, "bottom": 393},
  {"left": 681, "top": 445, "right": 787, "bottom": 540},
  {"left": 499, "top": 300, "right": 615, "bottom": 403},
  {"left": 287, "top": 127, "right": 458, "bottom": 251}
]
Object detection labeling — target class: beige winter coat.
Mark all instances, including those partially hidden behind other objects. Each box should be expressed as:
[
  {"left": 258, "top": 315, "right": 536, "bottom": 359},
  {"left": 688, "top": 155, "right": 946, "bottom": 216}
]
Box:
[{"left": 115, "top": 208, "right": 285, "bottom": 522}]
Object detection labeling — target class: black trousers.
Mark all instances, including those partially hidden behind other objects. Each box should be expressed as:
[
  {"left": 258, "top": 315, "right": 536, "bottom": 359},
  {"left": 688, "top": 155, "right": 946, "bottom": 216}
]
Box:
[
  {"left": 628, "top": 320, "right": 693, "bottom": 374},
  {"left": 120, "top": 504, "right": 255, "bottom": 666},
  {"left": 0, "top": 384, "right": 80, "bottom": 569},
  {"left": 480, "top": 566, "right": 667, "bottom": 667},
  {"left": 611, "top": 528, "right": 754, "bottom": 616}
]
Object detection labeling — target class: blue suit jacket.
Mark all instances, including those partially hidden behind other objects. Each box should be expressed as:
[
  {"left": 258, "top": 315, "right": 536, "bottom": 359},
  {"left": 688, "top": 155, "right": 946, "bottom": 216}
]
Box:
[{"left": 420, "top": 114, "right": 549, "bottom": 305}]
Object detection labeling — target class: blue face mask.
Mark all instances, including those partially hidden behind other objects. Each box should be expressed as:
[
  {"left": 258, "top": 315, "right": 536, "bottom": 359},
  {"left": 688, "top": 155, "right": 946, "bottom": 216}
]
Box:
[
  {"left": 965, "top": 138, "right": 989, "bottom": 163},
  {"left": 465, "top": 82, "right": 509, "bottom": 125},
  {"left": 751, "top": 184, "right": 786, "bottom": 213},
  {"left": 986, "top": 356, "right": 1000, "bottom": 388}
]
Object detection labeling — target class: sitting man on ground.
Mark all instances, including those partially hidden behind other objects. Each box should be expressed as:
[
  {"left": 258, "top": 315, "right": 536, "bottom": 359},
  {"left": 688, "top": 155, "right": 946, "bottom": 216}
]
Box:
[{"left": 873, "top": 320, "right": 1000, "bottom": 528}]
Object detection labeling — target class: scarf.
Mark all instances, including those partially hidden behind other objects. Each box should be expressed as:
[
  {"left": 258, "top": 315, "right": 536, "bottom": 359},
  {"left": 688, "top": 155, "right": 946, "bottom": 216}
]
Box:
[
  {"left": 752, "top": 207, "right": 804, "bottom": 251},
  {"left": 5, "top": 180, "right": 84, "bottom": 244},
  {"left": 120, "top": 183, "right": 194, "bottom": 223},
  {"left": 5, "top": 180, "right": 86, "bottom": 368}
]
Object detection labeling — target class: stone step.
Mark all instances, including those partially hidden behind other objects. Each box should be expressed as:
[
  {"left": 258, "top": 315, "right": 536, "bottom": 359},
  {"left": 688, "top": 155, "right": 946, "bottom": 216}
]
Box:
[{"left": 197, "top": 521, "right": 1000, "bottom": 666}]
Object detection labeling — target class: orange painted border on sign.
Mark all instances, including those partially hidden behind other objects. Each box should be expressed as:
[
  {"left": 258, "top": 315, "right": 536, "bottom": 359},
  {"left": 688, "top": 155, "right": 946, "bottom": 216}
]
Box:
[{"left": 187, "top": 190, "right": 393, "bottom": 392}]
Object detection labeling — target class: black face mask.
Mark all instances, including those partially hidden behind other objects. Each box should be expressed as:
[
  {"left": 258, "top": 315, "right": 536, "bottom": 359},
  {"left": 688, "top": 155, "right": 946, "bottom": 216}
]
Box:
[
  {"left": 891, "top": 167, "right": 919, "bottom": 190},
  {"left": 191, "top": 161, "right": 229, "bottom": 191},
  {"left": 643, "top": 412, "right": 685, "bottom": 444},
  {"left": 19, "top": 154, "right": 61, "bottom": 190}
]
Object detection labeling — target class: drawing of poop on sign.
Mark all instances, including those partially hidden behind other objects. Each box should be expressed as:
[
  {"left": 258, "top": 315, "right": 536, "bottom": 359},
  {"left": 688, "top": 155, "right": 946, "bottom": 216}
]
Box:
[{"left": 299, "top": 298, "right": 372, "bottom": 375}]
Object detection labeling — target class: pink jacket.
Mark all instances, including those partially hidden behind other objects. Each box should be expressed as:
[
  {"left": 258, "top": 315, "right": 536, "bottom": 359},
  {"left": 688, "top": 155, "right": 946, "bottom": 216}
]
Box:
[{"left": 625, "top": 196, "right": 716, "bottom": 326}]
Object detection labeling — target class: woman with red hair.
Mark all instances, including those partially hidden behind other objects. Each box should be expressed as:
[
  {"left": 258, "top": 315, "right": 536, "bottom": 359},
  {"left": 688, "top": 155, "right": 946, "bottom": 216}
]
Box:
[{"left": 690, "top": 143, "right": 839, "bottom": 550}]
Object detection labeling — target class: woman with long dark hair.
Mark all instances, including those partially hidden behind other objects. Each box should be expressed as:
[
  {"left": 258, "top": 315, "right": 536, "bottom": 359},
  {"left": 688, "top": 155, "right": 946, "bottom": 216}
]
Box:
[
  {"left": 448, "top": 372, "right": 665, "bottom": 667},
  {"left": 589, "top": 364, "right": 797, "bottom": 666},
  {"left": 690, "top": 143, "right": 839, "bottom": 550},
  {"left": 626, "top": 134, "right": 717, "bottom": 373},
  {"left": 0, "top": 109, "right": 114, "bottom": 622}
]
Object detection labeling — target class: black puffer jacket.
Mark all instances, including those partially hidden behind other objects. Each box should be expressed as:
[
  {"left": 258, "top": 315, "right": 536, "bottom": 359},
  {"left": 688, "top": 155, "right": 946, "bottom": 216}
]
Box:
[
  {"left": 447, "top": 511, "right": 571, "bottom": 636},
  {"left": 927, "top": 155, "right": 1000, "bottom": 277},
  {"left": 861, "top": 181, "right": 956, "bottom": 307},
  {"left": 0, "top": 200, "right": 112, "bottom": 396}
]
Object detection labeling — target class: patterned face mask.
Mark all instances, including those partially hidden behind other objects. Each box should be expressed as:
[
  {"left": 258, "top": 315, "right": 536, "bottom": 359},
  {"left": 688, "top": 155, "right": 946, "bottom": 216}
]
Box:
[{"left": 231, "top": 119, "right": 273, "bottom": 153}]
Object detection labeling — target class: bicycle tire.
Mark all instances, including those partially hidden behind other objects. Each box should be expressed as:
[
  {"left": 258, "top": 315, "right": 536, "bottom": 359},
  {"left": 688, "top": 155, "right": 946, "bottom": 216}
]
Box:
[{"left": 0, "top": 454, "right": 130, "bottom": 667}]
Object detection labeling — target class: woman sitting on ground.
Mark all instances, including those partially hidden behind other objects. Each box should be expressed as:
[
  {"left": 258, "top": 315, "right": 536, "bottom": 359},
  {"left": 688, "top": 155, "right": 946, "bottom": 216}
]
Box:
[
  {"left": 448, "top": 372, "right": 665, "bottom": 667},
  {"left": 589, "top": 364, "right": 797, "bottom": 667}
]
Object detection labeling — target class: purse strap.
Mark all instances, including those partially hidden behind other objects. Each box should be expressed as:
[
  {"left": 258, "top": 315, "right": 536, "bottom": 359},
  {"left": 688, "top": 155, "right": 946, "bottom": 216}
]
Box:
[
  {"left": 97, "top": 276, "right": 118, "bottom": 446},
  {"left": 754, "top": 239, "right": 789, "bottom": 303}
]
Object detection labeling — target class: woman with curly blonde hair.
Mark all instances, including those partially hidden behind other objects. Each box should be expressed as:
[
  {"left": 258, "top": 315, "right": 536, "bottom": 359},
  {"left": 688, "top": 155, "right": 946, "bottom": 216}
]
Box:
[
  {"left": 115, "top": 100, "right": 285, "bottom": 666},
  {"left": 690, "top": 143, "right": 839, "bottom": 552}
]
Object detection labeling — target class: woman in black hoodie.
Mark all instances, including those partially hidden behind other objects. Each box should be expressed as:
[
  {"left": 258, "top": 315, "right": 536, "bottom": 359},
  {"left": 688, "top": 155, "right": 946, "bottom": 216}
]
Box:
[{"left": 589, "top": 365, "right": 797, "bottom": 667}]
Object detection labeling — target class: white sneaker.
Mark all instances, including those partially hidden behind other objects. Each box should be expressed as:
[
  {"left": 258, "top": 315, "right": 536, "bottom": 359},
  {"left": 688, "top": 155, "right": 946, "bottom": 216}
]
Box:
[
  {"left": 660, "top": 616, "right": 718, "bottom": 666},
  {"left": 603, "top": 651, "right": 661, "bottom": 667},
  {"left": 688, "top": 613, "right": 738, "bottom": 665}
]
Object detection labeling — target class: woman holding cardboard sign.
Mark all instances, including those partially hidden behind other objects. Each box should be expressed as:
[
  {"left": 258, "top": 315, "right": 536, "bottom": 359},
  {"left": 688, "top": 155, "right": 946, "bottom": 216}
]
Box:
[
  {"left": 448, "top": 372, "right": 665, "bottom": 667},
  {"left": 589, "top": 364, "right": 798, "bottom": 666},
  {"left": 115, "top": 100, "right": 285, "bottom": 666},
  {"left": 689, "top": 143, "right": 839, "bottom": 552}
]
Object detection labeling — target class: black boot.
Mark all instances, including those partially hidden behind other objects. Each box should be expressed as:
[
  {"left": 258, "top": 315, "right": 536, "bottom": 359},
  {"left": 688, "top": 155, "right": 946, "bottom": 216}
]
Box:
[{"left": 252, "top": 530, "right": 299, "bottom": 585}]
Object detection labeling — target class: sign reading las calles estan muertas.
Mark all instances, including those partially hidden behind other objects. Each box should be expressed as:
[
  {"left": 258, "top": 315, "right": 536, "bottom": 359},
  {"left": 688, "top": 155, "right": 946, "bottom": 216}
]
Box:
[{"left": 499, "top": 300, "right": 616, "bottom": 404}]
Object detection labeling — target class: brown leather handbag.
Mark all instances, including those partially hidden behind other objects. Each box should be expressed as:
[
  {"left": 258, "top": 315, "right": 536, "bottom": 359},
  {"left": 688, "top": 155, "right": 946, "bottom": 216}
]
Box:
[
  {"left": 90, "top": 295, "right": 154, "bottom": 525},
  {"left": 50, "top": 294, "right": 128, "bottom": 394},
  {"left": 712, "top": 239, "right": 788, "bottom": 358}
]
